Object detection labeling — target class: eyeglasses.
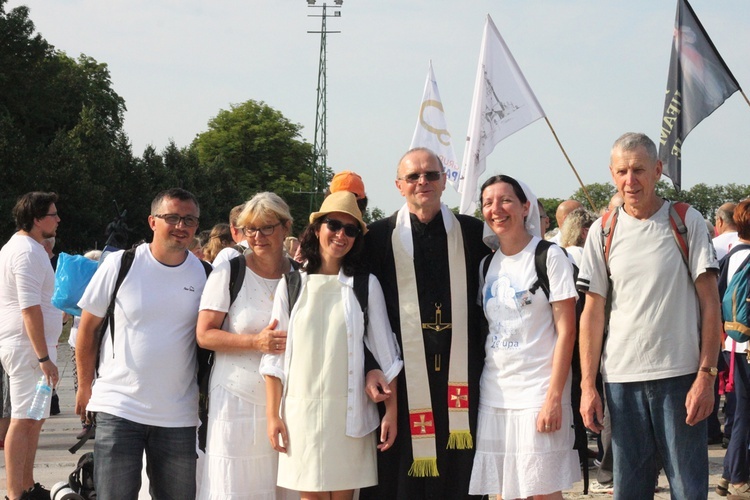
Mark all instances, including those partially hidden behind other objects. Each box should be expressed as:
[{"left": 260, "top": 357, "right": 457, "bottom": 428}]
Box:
[
  {"left": 397, "top": 171, "right": 444, "bottom": 184},
  {"left": 41, "top": 212, "right": 58, "bottom": 218},
  {"left": 241, "top": 222, "right": 281, "bottom": 237},
  {"left": 324, "top": 218, "right": 360, "bottom": 238},
  {"left": 154, "top": 214, "right": 200, "bottom": 227}
]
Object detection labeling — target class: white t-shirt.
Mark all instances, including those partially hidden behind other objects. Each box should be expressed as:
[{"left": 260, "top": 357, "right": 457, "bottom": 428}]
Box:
[
  {"left": 212, "top": 241, "right": 248, "bottom": 268},
  {"left": 78, "top": 244, "right": 207, "bottom": 427},
  {"left": 714, "top": 231, "right": 740, "bottom": 260},
  {"left": 480, "top": 236, "right": 577, "bottom": 409},
  {"left": 199, "top": 258, "right": 292, "bottom": 405},
  {"left": 578, "top": 202, "right": 718, "bottom": 383},
  {"left": 0, "top": 233, "right": 62, "bottom": 347}
]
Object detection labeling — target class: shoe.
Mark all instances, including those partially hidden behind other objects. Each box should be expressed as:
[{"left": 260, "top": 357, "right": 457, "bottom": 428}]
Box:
[
  {"left": 590, "top": 480, "right": 614, "bottom": 493},
  {"left": 724, "top": 436, "right": 731, "bottom": 449},
  {"left": 25, "top": 483, "right": 50, "bottom": 500},
  {"left": 49, "top": 392, "right": 60, "bottom": 416},
  {"left": 717, "top": 477, "right": 730, "bottom": 496},
  {"left": 709, "top": 433, "right": 724, "bottom": 445},
  {"left": 729, "top": 482, "right": 750, "bottom": 499}
]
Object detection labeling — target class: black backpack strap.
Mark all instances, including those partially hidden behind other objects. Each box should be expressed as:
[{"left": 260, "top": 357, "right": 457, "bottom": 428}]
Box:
[
  {"left": 481, "top": 254, "right": 492, "bottom": 281},
  {"left": 228, "top": 255, "right": 246, "bottom": 307},
  {"left": 285, "top": 270, "right": 302, "bottom": 313},
  {"left": 96, "top": 248, "right": 136, "bottom": 369},
  {"left": 529, "top": 240, "right": 553, "bottom": 300},
  {"left": 353, "top": 274, "right": 369, "bottom": 337}
]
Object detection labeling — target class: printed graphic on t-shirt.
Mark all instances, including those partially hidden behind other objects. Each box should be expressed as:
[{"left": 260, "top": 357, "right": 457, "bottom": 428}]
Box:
[{"left": 484, "top": 275, "right": 531, "bottom": 351}]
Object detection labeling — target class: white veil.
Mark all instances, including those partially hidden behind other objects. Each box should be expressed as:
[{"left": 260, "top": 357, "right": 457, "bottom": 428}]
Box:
[{"left": 482, "top": 177, "right": 541, "bottom": 251}]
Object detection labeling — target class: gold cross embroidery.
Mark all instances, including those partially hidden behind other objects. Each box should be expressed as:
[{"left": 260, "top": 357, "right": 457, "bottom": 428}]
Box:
[
  {"left": 451, "top": 387, "right": 468, "bottom": 408},
  {"left": 413, "top": 414, "right": 433, "bottom": 434},
  {"left": 422, "top": 303, "right": 451, "bottom": 332}
]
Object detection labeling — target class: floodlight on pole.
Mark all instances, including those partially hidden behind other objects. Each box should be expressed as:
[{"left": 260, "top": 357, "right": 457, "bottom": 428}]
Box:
[{"left": 306, "top": 2, "right": 341, "bottom": 212}]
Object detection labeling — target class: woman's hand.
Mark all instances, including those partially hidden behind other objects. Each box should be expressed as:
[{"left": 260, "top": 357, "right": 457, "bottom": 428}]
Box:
[
  {"left": 378, "top": 409, "right": 397, "bottom": 451},
  {"left": 267, "top": 415, "right": 288, "bottom": 453},
  {"left": 537, "top": 397, "right": 562, "bottom": 433},
  {"left": 256, "top": 319, "right": 287, "bottom": 354}
]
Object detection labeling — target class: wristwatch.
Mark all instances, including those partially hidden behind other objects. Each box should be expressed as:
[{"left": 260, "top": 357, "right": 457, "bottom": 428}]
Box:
[{"left": 699, "top": 366, "right": 718, "bottom": 376}]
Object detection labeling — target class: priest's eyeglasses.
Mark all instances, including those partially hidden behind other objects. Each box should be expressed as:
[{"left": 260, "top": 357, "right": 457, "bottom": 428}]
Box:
[
  {"left": 398, "top": 171, "right": 444, "bottom": 183},
  {"left": 241, "top": 223, "right": 281, "bottom": 237},
  {"left": 154, "top": 214, "right": 200, "bottom": 227},
  {"left": 323, "top": 218, "right": 360, "bottom": 238}
]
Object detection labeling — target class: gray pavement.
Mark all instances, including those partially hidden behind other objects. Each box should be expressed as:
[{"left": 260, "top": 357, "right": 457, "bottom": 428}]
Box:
[{"left": 0, "top": 344, "right": 733, "bottom": 498}]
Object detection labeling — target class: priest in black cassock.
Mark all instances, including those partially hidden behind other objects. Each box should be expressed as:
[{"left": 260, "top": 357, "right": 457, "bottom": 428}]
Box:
[{"left": 360, "top": 148, "right": 489, "bottom": 499}]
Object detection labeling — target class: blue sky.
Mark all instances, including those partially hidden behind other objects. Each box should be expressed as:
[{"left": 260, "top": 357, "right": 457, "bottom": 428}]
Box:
[{"left": 9, "top": 0, "right": 750, "bottom": 215}]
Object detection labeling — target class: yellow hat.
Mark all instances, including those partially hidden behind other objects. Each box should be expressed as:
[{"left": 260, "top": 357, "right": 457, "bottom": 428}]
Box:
[{"left": 309, "top": 191, "right": 368, "bottom": 235}]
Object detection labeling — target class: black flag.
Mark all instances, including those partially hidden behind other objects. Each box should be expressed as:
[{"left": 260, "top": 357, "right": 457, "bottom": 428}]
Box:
[{"left": 658, "top": 0, "right": 740, "bottom": 190}]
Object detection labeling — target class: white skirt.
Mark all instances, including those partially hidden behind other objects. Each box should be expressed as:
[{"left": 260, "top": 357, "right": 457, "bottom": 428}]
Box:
[
  {"left": 469, "top": 403, "right": 580, "bottom": 498},
  {"left": 197, "top": 385, "right": 295, "bottom": 500}
]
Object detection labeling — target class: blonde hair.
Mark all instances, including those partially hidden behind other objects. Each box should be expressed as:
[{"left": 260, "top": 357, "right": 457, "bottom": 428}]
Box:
[
  {"left": 203, "top": 223, "right": 234, "bottom": 263},
  {"left": 237, "top": 192, "right": 293, "bottom": 229}
]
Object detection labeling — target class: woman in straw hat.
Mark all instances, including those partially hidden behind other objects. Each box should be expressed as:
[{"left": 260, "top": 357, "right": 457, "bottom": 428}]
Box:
[{"left": 261, "top": 191, "right": 402, "bottom": 500}]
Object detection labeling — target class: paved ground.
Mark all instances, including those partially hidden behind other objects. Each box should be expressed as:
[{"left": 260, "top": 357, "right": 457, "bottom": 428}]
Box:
[{"left": 0, "top": 345, "right": 733, "bottom": 498}]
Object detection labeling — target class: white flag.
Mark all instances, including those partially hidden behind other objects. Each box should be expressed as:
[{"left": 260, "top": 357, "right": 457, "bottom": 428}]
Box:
[
  {"left": 458, "top": 15, "right": 546, "bottom": 215},
  {"left": 410, "top": 62, "right": 460, "bottom": 190}
]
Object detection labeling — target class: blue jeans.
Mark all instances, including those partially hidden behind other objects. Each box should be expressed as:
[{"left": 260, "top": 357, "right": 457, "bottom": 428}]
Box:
[
  {"left": 94, "top": 412, "right": 196, "bottom": 500},
  {"left": 606, "top": 374, "right": 708, "bottom": 500},
  {"left": 723, "top": 353, "right": 750, "bottom": 483}
]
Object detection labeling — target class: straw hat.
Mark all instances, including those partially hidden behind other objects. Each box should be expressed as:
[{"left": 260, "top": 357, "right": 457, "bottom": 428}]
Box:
[{"left": 309, "top": 191, "right": 368, "bottom": 235}]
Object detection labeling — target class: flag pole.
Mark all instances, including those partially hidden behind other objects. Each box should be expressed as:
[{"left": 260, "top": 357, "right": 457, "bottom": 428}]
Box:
[
  {"left": 740, "top": 89, "right": 750, "bottom": 108},
  {"left": 543, "top": 117, "right": 598, "bottom": 212}
]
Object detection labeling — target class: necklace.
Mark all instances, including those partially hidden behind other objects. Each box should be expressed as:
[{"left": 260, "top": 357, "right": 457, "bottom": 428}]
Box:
[
  {"left": 259, "top": 275, "right": 278, "bottom": 301},
  {"left": 248, "top": 254, "right": 285, "bottom": 301}
]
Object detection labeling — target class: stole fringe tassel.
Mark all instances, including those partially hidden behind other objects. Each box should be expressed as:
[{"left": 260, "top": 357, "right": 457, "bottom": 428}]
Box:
[
  {"left": 408, "top": 458, "right": 439, "bottom": 477},
  {"left": 446, "top": 430, "right": 473, "bottom": 450}
]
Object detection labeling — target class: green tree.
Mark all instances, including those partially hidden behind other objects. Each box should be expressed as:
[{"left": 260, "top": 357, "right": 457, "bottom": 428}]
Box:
[
  {"left": 538, "top": 197, "right": 564, "bottom": 230},
  {"left": 192, "top": 100, "right": 314, "bottom": 234},
  {"left": 571, "top": 183, "right": 616, "bottom": 213}
]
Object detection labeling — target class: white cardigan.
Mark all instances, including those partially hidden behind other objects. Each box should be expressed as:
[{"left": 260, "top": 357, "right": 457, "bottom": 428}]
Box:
[{"left": 260, "top": 269, "right": 402, "bottom": 438}]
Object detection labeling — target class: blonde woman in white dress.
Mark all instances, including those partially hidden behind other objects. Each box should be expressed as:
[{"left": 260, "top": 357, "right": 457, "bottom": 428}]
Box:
[{"left": 261, "top": 192, "right": 402, "bottom": 500}]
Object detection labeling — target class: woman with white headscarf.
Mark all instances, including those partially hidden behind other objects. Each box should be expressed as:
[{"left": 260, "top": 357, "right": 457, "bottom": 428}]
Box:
[{"left": 469, "top": 175, "right": 580, "bottom": 499}]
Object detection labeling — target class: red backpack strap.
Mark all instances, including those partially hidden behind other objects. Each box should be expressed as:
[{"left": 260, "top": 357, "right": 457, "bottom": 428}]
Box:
[
  {"left": 668, "top": 201, "right": 690, "bottom": 270},
  {"left": 601, "top": 206, "right": 619, "bottom": 277}
]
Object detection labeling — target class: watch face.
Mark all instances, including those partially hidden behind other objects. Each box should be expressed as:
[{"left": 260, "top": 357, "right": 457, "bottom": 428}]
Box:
[{"left": 710, "top": 367, "right": 719, "bottom": 376}]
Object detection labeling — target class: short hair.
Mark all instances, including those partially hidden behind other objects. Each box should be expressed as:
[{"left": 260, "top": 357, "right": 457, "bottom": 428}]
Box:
[
  {"left": 610, "top": 132, "right": 658, "bottom": 164},
  {"left": 299, "top": 216, "right": 364, "bottom": 276},
  {"left": 13, "top": 192, "right": 58, "bottom": 232},
  {"left": 716, "top": 203, "right": 737, "bottom": 228},
  {"left": 396, "top": 147, "right": 445, "bottom": 177},
  {"left": 560, "top": 207, "right": 597, "bottom": 247},
  {"left": 151, "top": 188, "right": 199, "bottom": 215},
  {"left": 735, "top": 199, "right": 750, "bottom": 240},
  {"left": 236, "top": 192, "right": 293, "bottom": 229},
  {"left": 479, "top": 175, "right": 528, "bottom": 206},
  {"left": 228, "top": 204, "right": 244, "bottom": 228}
]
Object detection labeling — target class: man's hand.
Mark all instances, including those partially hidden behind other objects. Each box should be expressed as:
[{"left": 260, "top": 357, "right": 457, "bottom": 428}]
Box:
[
  {"left": 39, "top": 359, "right": 59, "bottom": 388},
  {"left": 685, "top": 374, "right": 715, "bottom": 426},
  {"left": 580, "top": 384, "right": 604, "bottom": 433},
  {"left": 364, "top": 369, "right": 390, "bottom": 403},
  {"left": 75, "top": 384, "right": 92, "bottom": 419}
]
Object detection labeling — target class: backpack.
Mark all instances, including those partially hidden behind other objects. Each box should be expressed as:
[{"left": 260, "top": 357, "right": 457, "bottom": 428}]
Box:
[
  {"left": 67, "top": 451, "right": 95, "bottom": 500},
  {"left": 719, "top": 244, "right": 750, "bottom": 343},
  {"left": 481, "top": 239, "right": 565, "bottom": 300},
  {"left": 600, "top": 201, "right": 691, "bottom": 276}
]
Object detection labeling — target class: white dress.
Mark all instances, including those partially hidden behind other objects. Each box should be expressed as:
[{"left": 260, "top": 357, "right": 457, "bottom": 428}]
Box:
[
  {"left": 277, "top": 274, "right": 377, "bottom": 491},
  {"left": 197, "top": 261, "right": 294, "bottom": 500},
  {"left": 469, "top": 237, "right": 580, "bottom": 498}
]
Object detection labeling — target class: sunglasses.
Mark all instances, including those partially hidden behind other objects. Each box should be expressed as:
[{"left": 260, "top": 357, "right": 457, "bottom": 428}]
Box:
[
  {"left": 323, "top": 218, "right": 361, "bottom": 238},
  {"left": 398, "top": 171, "right": 443, "bottom": 183}
]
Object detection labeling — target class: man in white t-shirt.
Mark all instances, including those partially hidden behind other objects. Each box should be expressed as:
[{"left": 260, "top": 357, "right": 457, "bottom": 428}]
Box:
[
  {"left": 0, "top": 191, "right": 62, "bottom": 500},
  {"left": 577, "top": 133, "right": 721, "bottom": 498},
  {"left": 714, "top": 202, "right": 740, "bottom": 260},
  {"left": 75, "top": 188, "right": 208, "bottom": 500},
  {"left": 212, "top": 204, "right": 248, "bottom": 267}
]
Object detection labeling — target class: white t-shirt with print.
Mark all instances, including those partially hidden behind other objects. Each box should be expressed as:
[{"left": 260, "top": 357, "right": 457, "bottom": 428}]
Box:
[
  {"left": 78, "top": 244, "right": 207, "bottom": 427},
  {"left": 480, "top": 236, "right": 577, "bottom": 409}
]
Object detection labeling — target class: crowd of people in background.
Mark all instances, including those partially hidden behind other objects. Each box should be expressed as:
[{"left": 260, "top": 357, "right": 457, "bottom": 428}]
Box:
[{"left": 1, "top": 134, "right": 749, "bottom": 500}]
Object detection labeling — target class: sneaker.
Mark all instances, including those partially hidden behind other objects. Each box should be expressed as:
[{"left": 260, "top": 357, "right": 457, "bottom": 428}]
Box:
[
  {"left": 590, "top": 480, "right": 614, "bottom": 493},
  {"left": 25, "top": 483, "right": 50, "bottom": 500},
  {"left": 717, "top": 477, "right": 730, "bottom": 496}
]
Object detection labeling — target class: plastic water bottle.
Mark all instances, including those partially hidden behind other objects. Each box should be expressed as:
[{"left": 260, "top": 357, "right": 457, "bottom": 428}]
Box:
[{"left": 27, "top": 375, "right": 52, "bottom": 420}]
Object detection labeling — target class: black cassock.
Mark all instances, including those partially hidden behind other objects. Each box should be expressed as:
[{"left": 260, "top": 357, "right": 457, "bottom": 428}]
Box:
[{"left": 360, "top": 210, "right": 490, "bottom": 500}]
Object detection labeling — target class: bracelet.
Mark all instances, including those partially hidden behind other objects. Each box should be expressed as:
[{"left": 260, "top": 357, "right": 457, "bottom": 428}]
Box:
[{"left": 38, "top": 355, "right": 50, "bottom": 363}]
